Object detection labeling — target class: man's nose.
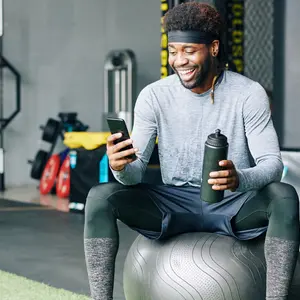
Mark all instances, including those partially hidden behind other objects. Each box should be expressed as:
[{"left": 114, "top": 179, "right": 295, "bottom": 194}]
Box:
[{"left": 174, "top": 53, "right": 189, "bottom": 67}]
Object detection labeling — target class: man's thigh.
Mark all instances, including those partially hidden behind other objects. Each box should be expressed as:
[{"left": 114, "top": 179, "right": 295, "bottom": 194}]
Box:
[
  {"left": 232, "top": 191, "right": 269, "bottom": 232},
  {"left": 231, "top": 182, "right": 299, "bottom": 240},
  {"left": 230, "top": 189, "right": 271, "bottom": 240},
  {"left": 107, "top": 183, "right": 163, "bottom": 234}
]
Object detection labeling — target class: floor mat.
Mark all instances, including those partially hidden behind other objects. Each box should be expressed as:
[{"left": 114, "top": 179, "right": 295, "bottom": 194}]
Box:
[{"left": 0, "top": 270, "right": 89, "bottom": 300}]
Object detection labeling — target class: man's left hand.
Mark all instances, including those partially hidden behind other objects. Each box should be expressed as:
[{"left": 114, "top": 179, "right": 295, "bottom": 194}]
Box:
[{"left": 208, "top": 160, "right": 239, "bottom": 192}]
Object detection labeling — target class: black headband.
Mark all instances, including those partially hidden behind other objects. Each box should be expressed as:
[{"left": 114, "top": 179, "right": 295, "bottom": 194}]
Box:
[{"left": 168, "top": 30, "right": 218, "bottom": 44}]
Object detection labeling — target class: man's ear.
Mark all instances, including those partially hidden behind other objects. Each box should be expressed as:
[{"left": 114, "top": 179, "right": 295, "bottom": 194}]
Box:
[{"left": 210, "top": 40, "right": 220, "bottom": 57}]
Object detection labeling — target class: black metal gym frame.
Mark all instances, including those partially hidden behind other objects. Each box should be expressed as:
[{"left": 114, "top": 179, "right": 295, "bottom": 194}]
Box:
[
  {"left": 214, "top": 0, "right": 245, "bottom": 73},
  {"left": 272, "top": 0, "right": 285, "bottom": 146},
  {"left": 0, "top": 0, "right": 22, "bottom": 191},
  {"left": 0, "top": 0, "right": 3, "bottom": 192}
]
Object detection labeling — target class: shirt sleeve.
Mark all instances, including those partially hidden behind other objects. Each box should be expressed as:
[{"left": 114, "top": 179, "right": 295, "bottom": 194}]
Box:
[
  {"left": 110, "top": 86, "right": 157, "bottom": 185},
  {"left": 235, "top": 82, "right": 284, "bottom": 192}
]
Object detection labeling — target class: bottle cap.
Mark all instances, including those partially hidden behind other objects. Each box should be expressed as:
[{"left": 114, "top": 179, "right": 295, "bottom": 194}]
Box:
[{"left": 206, "top": 129, "right": 228, "bottom": 147}]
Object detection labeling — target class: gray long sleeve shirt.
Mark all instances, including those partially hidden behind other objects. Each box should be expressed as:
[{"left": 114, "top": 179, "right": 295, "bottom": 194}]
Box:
[{"left": 111, "top": 71, "right": 283, "bottom": 193}]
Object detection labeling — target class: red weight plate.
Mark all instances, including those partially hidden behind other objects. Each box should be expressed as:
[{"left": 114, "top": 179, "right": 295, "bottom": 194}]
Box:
[
  {"left": 56, "top": 156, "right": 70, "bottom": 198},
  {"left": 39, "top": 154, "right": 61, "bottom": 195}
]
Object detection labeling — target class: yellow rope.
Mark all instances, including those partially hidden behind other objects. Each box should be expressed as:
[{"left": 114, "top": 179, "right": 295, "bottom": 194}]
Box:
[
  {"left": 210, "top": 74, "right": 219, "bottom": 104},
  {"left": 210, "top": 64, "right": 228, "bottom": 104}
]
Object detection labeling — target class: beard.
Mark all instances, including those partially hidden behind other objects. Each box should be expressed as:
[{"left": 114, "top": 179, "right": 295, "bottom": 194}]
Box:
[{"left": 174, "top": 55, "right": 212, "bottom": 90}]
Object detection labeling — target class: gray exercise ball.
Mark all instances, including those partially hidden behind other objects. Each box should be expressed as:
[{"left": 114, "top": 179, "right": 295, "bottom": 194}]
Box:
[{"left": 123, "top": 232, "right": 300, "bottom": 300}]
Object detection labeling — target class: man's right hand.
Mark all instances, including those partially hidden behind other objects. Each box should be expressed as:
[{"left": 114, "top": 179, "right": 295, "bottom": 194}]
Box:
[{"left": 106, "top": 133, "right": 138, "bottom": 171}]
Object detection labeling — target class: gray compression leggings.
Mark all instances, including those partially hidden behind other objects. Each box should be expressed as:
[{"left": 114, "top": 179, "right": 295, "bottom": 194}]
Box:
[{"left": 84, "top": 181, "right": 299, "bottom": 242}]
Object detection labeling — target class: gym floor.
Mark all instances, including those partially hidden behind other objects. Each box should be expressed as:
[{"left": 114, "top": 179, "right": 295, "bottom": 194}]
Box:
[{"left": 0, "top": 185, "right": 138, "bottom": 300}]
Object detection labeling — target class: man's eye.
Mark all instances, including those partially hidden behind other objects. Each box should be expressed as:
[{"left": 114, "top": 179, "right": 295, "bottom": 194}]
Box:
[
  {"left": 169, "top": 52, "right": 176, "bottom": 56},
  {"left": 185, "top": 51, "right": 195, "bottom": 54}
]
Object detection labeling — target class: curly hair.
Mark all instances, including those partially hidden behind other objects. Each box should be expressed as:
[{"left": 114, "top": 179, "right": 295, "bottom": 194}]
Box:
[
  {"left": 163, "top": 2, "right": 225, "bottom": 67},
  {"left": 163, "top": 2, "right": 223, "bottom": 38}
]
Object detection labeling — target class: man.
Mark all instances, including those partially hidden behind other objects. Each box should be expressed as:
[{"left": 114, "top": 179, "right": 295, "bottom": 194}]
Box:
[{"left": 84, "top": 3, "right": 299, "bottom": 300}]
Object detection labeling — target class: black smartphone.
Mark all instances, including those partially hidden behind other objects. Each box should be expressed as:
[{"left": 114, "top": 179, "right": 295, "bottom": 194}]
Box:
[{"left": 106, "top": 117, "right": 137, "bottom": 160}]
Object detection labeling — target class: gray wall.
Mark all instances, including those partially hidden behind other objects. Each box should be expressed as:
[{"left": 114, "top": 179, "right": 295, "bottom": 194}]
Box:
[
  {"left": 3, "top": 0, "right": 300, "bottom": 186},
  {"left": 283, "top": 0, "right": 300, "bottom": 148},
  {"left": 3, "top": 0, "right": 160, "bottom": 186}
]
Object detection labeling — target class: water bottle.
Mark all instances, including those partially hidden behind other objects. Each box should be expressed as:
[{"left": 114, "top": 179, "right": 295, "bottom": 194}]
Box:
[
  {"left": 201, "top": 129, "right": 228, "bottom": 203},
  {"left": 69, "top": 150, "right": 77, "bottom": 169}
]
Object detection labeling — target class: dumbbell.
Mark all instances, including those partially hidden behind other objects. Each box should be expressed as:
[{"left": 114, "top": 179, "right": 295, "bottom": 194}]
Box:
[
  {"left": 40, "top": 118, "right": 61, "bottom": 143},
  {"left": 28, "top": 150, "right": 49, "bottom": 180}
]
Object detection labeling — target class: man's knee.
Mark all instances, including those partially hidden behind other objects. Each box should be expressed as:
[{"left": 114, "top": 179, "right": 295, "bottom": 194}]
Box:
[
  {"left": 85, "top": 182, "right": 123, "bottom": 221},
  {"left": 265, "top": 182, "right": 299, "bottom": 225},
  {"left": 263, "top": 182, "right": 298, "bottom": 201}
]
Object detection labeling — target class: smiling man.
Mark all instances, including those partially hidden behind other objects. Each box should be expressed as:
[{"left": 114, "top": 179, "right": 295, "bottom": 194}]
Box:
[
  {"left": 168, "top": 38, "right": 215, "bottom": 91},
  {"left": 83, "top": 3, "right": 299, "bottom": 300}
]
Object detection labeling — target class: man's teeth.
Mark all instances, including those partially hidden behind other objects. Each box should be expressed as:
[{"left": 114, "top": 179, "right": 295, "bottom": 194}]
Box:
[{"left": 178, "top": 68, "right": 195, "bottom": 75}]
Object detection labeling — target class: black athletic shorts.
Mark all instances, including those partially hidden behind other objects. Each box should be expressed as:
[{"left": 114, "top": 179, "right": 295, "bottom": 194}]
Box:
[{"left": 127, "top": 184, "right": 267, "bottom": 241}]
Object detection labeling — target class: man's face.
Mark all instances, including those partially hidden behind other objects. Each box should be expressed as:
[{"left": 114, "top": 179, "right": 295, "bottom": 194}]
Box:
[{"left": 168, "top": 43, "right": 212, "bottom": 90}]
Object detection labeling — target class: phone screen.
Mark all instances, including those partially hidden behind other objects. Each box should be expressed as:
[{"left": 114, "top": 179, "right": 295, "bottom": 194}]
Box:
[{"left": 106, "top": 117, "right": 136, "bottom": 159}]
